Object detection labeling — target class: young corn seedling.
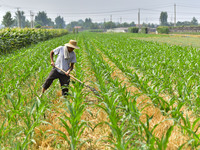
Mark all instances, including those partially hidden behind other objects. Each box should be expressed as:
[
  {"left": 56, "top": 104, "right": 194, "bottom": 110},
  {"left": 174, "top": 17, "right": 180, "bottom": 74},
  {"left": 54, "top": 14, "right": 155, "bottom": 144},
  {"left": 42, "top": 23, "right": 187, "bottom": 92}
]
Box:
[
  {"left": 56, "top": 83, "right": 88, "bottom": 149},
  {"left": 20, "top": 97, "right": 47, "bottom": 149},
  {"left": 155, "top": 125, "right": 174, "bottom": 150},
  {"left": 178, "top": 114, "right": 200, "bottom": 149}
]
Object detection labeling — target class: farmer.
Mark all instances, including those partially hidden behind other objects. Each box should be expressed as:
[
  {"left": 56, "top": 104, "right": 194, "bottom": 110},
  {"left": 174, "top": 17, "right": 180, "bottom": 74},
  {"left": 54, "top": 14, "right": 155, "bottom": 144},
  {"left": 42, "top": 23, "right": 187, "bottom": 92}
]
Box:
[{"left": 40, "top": 39, "right": 79, "bottom": 97}]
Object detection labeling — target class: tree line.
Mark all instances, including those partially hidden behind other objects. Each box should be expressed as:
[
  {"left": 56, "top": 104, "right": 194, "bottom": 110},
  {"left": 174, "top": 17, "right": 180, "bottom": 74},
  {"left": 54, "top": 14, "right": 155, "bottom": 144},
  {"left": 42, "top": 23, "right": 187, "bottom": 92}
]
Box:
[
  {"left": 1, "top": 11, "right": 65, "bottom": 29},
  {"left": 160, "top": 12, "right": 198, "bottom": 26},
  {"left": 1, "top": 11, "right": 137, "bottom": 30},
  {"left": 1, "top": 10, "right": 199, "bottom": 30}
]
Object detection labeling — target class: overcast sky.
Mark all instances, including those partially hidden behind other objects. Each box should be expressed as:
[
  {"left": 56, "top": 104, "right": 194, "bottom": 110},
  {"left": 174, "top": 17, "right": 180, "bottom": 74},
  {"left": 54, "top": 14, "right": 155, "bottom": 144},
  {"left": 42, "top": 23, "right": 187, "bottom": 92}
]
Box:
[{"left": 0, "top": 0, "right": 200, "bottom": 25}]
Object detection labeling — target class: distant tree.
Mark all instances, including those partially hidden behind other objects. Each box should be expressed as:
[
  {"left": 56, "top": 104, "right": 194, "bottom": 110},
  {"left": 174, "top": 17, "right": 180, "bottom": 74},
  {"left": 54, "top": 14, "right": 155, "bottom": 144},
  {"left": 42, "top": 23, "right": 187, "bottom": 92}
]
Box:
[
  {"left": 176, "top": 18, "right": 198, "bottom": 26},
  {"left": 160, "top": 12, "right": 168, "bottom": 26},
  {"left": 78, "top": 19, "right": 84, "bottom": 25},
  {"left": 66, "top": 21, "right": 79, "bottom": 31},
  {"left": 55, "top": 16, "right": 65, "bottom": 28},
  {"left": 90, "top": 23, "right": 99, "bottom": 29},
  {"left": 13, "top": 11, "right": 30, "bottom": 28},
  {"left": 168, "top": 22, "right": 174, "bottom": 26},
  {"left": 24, "top": 20, "right": 31, "bottom": 28},
  {"left": 66, "top": 19, "right": 84, "bottom": 29},
  {"left": 35, "top": 11, "right": 54, "bottom": 26},
  {"left": 104, "top": 21, "right": 116, "bottom": 29},
  {"left": 47, "top": 18, "right": 54, "bottom": 26},
  {"left": 121, "top": 22, "right": 129, "bottom": 27},
  {"left": 2, "top": 11, "right": 14, "bottom": 27},
  {"left": 130, "top": 21, "right": 136, "bottom": 26},
  {"left": 191, "top": 17, "right": 198, "bottom": 26},
  {"left": 84, "top": 18, "right": 93, "bottom": 28},
  {"left": 176, "top": 21, "right": 191, "bottom": 26},
  {"left": 85, "top": 18, "right": 92, "bottom": 24},
  {"left": 148, "top": 23, "right": 155, "bottom": 28},
  {"left": 142, "top": 22, "right": 147, "bottom": 27}
]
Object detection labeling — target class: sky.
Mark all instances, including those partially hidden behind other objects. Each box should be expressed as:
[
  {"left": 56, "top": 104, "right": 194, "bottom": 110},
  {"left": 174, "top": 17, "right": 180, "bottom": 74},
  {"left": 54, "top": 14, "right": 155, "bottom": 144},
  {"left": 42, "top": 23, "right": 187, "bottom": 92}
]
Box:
[{"left": 0, "top": 0, "right": 200, "bottom": 25}]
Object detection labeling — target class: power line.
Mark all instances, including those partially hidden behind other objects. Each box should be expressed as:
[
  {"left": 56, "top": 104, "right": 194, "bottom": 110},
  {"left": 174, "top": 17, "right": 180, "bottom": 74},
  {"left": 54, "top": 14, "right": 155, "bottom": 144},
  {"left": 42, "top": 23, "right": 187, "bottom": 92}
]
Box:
[
  {"left": 177, "top": 4, "right": 200, "bottom": 9},
  {"left": 0, "top": 2, "right": 199, "bottom": 24},
  {"left": 1, "top": 3, "right": 200, "bottom": 16},
  {"left": 174, "top": 3, "right": 176, "bottom": 27},
  {"left": 1, "top": 4, "right": 139, "bottom": 14}
]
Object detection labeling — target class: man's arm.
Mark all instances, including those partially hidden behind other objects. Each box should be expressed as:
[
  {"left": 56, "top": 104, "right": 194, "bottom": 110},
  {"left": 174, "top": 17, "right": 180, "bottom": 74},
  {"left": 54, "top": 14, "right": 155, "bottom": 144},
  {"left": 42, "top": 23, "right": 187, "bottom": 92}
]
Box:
[
  {"left": 50, "top": 50, "right": 55, "bottom": 67},
  {"left": 65, "top": 63, "right": 74, "bottom": 76}
]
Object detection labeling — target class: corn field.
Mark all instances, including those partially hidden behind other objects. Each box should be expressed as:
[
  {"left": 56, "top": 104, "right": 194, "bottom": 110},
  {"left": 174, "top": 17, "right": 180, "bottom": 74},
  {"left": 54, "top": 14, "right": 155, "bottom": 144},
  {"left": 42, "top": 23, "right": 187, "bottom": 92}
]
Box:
[{"left": 0, "top": 31, "right": 199, "bottom": 149}]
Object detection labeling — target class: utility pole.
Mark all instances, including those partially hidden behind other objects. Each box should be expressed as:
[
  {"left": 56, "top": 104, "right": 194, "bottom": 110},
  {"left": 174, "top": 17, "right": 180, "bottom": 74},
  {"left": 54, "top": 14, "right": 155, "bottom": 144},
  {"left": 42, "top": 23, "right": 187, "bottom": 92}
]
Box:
[
  {"left": 174, "top": 3, "right": 176, "bottom": 27},
  {"left": 120, "top": 17, "right": 122, "bottom": 24},
  {"left": 17, "top": 8, "right": 21, "bottom": 28},
  {"left": 110, "top": 15, "right": 112, "bottom": 29},
  {"left": 138, "top": 8, "right": 140, "bottom": 29},
  {"left": 30, "top": 11, "right": 34, "bottom": 28},
  {"left": 104, "top": 18, "right": 106, "bottom": 31},
  {"left": 171, "top": 14, "right": 173, "bottom": 23}
]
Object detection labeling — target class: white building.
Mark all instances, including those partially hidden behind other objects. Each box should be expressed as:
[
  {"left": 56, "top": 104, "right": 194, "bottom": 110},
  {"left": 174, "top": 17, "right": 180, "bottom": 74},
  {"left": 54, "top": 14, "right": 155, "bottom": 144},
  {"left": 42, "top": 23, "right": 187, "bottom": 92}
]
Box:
[{"left": 107, "top": 27, "right": 128, "bottom": 33}]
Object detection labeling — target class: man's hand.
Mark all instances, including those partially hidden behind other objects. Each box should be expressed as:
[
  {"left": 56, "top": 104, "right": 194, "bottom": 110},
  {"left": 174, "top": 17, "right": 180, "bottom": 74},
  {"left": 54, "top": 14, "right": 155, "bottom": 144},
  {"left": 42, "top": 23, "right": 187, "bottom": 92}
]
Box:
[
  {"left": 51, "top": 61, "right": 55, "bottom": 67},
  {"left": 65, "top": 70, "right": 70, "bottom": 76},
  {"left": 50, "top": 50, "right": 54, "bottom": 67}
]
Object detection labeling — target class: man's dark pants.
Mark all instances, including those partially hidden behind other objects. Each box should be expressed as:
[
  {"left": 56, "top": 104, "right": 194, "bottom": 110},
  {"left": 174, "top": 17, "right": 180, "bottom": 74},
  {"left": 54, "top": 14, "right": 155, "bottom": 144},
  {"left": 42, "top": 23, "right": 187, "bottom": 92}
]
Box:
[{"left": 43, "top": 68, "right": 70, "bottom": 96}]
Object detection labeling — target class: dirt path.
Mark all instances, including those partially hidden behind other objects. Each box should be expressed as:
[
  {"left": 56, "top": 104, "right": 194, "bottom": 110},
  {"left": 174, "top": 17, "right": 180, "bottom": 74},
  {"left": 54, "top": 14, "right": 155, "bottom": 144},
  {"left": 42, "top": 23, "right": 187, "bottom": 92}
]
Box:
[{"left": 79, "top": 50, "right": 111, "bottom": 150}]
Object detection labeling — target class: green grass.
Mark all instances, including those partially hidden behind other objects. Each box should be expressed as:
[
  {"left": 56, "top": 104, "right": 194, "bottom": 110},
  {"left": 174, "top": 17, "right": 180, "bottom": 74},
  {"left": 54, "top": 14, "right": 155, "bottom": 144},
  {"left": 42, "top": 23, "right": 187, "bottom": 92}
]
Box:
[{"left": 131, "top": 34, "right": 200, "bottom": 48}]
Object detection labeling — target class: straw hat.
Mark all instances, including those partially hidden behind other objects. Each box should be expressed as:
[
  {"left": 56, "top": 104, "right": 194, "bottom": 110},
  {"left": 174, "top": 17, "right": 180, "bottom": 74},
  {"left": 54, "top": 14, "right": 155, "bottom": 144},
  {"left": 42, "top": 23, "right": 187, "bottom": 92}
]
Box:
[{"left": 66, "top": 40, "right": 80, "bottom": 49}]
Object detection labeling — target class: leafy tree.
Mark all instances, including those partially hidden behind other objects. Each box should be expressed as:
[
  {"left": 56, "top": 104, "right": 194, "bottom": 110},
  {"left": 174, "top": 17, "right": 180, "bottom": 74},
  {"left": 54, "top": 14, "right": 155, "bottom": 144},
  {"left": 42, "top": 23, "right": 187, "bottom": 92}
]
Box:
[
  {"left": 104, "top": 21, "right": 116, "bottom": 29},
  {"left": 55, "top": 16, "right": 65, "bottom": 28},
  {"left": 121, "top": 22, "right": 129, "bottom": 27},
  {"left": 160, "top": 12, "right": 168, "bottom": 26},
  {"left": 35, "top": 11, "right": 54, "bottom": 26},
  {"left": 176, "top": 21, "right": 191, "bottom": 26},
  {"left": 148, "top": 23, "right": 156, "bottom": 28},
  {"left": 13, "top": 11, "right": 30, "bottom": 28},
  {"left": 85, "top": 18, "right": 92, "bottom": 24},
  {"left": 176, "top": 18, "right": 198, "bottom": 26},
  {"left": 66, "top": 21, "right": 79, "bottom": 31},
  {"left": 24, "top": 20, "right": 31, "bottom": 28},
  {"left": 142, "top": 22, "right": 147, "bottom": 27},
  {"left": 90, "top": 23, "right": 99, "bottom": 29},
  {"left": 78, "top": 19, "right": 84, "bottom": 25},
  {"left": 84, "top": 18, "right": 93, "bottom": 29},
  {"left": 130, "top": 21, "right": 136, "bottom": 26},
  {"left": 191, "top": 17, "right": 198, "bottom": 26},
  {"left": 65, "top": 18, "right": 141, "bottom": 31},
  {"left": 2, "top": 11, "right": 14, "bottom": 27}
]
